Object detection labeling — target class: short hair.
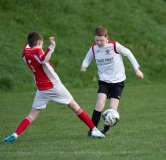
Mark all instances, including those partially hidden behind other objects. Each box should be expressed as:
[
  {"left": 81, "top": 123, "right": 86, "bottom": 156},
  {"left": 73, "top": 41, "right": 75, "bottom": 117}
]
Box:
[
  {"left": 94, "top": 26, "right": 108, "bottom": 37},
  {"left": 27, "top": 32, "right": 44, "bottom": 48}
]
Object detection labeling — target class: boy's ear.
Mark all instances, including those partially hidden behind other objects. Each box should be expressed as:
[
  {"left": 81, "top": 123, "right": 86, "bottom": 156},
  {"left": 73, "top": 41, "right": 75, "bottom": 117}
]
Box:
[{"left": 37, "top": 40, "right": 43, "bottom": 46}]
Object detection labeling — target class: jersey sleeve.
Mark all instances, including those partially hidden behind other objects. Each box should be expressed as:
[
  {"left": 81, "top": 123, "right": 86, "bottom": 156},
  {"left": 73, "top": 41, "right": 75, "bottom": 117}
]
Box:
[
  {"left": 34, "top": 44, "right": 55, "bottom": 64},
  {"left": 22, "top": 43, "right": 30, "bottom": 57},
  {"left": 116, "top": 42, "right": 140, "bottom": 70},
  {"left": 82, "top": 47, "right": 94, "bottom": 67}
]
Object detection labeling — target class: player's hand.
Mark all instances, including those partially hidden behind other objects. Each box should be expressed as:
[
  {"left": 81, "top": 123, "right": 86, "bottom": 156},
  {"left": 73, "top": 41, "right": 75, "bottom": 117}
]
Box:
[
  {"left": 81, "top": 66, "right": 87, "bottom": 72},
  {"left": 135, "top": 68, "right": 144, "bottom": 79},
  {"left": 49, "top": 37, "right": 56, "bottom": 46}
]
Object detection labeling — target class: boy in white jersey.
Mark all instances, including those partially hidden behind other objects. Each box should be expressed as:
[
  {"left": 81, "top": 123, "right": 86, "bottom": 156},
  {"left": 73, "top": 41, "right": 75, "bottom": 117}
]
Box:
[
  {"left": 81, "top": 26, "right": 144, "bottom": 136},
  {"left": 2, "top": 32, "right": 105, "bottom": 143}
]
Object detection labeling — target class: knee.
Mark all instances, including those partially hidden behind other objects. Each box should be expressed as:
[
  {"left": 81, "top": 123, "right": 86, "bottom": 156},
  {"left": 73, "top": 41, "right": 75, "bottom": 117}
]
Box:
[
  {"left": 68, "top": 99, "right": 80, "bottom": 112},
  {"left": 28, "top": 108, "right": 40, "bottom": 122},
  {"left": 95, "top": 100, "right": 105, "bottom": 111}
]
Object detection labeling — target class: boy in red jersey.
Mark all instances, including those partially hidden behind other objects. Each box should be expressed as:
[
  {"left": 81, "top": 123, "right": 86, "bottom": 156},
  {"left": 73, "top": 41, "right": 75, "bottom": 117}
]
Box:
[
  {"left": 2, "top": 32, "right": 105, "bottom": 143},
  {"left": 81, "top": 26, "right": 144, "bottom": 136}
]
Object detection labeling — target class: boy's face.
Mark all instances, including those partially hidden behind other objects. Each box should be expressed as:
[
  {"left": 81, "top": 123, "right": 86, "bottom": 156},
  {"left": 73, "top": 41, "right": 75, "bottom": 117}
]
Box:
[{"left": 94, "top": 35, "right": 108, "bottom": 47}]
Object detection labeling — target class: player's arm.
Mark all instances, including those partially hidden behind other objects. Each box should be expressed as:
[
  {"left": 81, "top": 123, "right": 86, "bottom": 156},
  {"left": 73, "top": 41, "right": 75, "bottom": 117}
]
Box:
[
  {"left": 38, "top": 37, "right": 56, "bottom": 64},
  {"left": 22, "top": 43, "right": 30, "bottom": 62},
  {"left": 116, "top": 42, "right": 144, "bottom": 79},
  {"left": 81, "top": 47, "right": 94, "bottom": 72},
  {"left": 135, "top": 68, "right": 144, "bottom": 79}
]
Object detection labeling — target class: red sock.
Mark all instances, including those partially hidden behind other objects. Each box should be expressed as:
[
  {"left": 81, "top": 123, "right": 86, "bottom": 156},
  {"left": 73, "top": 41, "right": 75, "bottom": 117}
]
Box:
[
  {"left": 76, "top": 108, "right": 94, "bottom": 130},
  {"left": 15, "top": 117, "right": 32, "bottom": 135}
]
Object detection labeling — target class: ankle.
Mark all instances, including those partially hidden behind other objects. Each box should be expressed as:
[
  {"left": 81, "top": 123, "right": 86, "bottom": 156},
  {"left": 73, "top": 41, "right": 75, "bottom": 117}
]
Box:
[{"left": 12, "top": 133, "right": 18, "bottom": 138}]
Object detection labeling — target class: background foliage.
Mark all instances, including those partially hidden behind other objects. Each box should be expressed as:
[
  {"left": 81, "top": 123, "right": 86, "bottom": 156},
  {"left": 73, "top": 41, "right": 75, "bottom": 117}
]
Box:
[{"left": 0, "top": 0, "right": 166, "bottom": 91}]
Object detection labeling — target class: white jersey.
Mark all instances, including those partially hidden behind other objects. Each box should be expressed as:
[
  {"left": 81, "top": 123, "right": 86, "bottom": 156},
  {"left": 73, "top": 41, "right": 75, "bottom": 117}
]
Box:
[{"left": 82, "top": 40, "right": 140, "bottom": 83}]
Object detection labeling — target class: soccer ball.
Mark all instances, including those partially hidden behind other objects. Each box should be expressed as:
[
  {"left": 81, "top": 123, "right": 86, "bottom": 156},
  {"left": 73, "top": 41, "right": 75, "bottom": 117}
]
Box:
[{"left": 102, "top": 109, "right": 120, "bottom": 126}]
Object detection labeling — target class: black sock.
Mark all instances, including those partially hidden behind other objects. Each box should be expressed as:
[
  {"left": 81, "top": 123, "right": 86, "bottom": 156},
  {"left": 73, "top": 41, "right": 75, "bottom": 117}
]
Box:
[{"left": 91, "top": 110, "right": 101, "bottom": 131}]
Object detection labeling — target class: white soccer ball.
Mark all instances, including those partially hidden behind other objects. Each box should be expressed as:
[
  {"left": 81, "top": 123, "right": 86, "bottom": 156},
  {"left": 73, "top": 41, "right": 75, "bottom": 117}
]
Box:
[{"left": 102, "top": 109, "right": 120, "bottom": 126}]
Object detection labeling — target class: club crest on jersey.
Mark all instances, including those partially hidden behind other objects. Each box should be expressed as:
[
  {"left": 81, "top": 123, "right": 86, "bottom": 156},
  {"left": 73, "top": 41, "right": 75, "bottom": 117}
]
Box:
[{"left": 105, "top": 49, "right": 111, "bottom": 55}]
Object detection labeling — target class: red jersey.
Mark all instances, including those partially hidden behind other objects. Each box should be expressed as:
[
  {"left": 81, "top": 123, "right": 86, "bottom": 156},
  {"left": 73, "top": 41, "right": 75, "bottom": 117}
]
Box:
[{"left": 22, "top": 43, "right": 61, "bottom": 90}]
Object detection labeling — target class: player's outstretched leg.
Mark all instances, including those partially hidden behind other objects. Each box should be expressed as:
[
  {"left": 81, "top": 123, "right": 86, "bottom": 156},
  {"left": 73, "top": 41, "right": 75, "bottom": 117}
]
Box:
[
  {"left": 76, "top": 108, "right": 105, "bottom": 138},
  {"left": 2, "top": 133, "right": 18, "bottom": 143},
  {"left": 68, "top": 100, "right": 105, "bottom": 138}
]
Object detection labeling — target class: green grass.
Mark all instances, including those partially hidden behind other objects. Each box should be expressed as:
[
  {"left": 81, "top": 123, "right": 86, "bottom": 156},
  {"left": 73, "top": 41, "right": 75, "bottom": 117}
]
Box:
[
  {"left": 0, "top": 84, "right": 165, "bottom": 160},
  {"left": 0, "top": 0, "right": 166, "bottom": 91}
]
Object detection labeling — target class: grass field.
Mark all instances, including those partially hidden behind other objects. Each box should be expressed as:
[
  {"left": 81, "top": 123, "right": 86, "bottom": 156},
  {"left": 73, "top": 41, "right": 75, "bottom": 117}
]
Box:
[{"left": 0, "top": 84, "right": 165, "bottom": 160}]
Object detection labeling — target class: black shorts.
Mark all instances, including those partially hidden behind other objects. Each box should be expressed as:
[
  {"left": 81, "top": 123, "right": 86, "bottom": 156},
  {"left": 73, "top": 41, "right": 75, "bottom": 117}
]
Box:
[{"left": 97, "top": 80, "right": 124, "bottom": 100}]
